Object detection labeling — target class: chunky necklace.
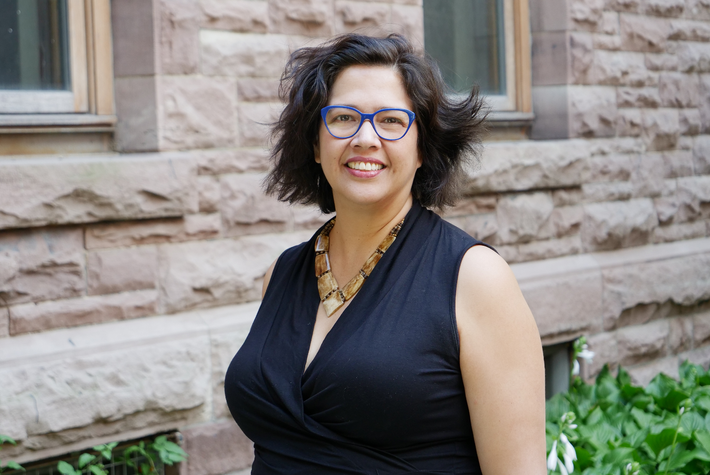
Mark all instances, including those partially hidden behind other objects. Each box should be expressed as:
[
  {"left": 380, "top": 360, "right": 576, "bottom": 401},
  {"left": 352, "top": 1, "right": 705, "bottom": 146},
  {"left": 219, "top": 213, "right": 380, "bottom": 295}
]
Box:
[{"left": 315, "top": 217, "right": 404, "bottom": 317}]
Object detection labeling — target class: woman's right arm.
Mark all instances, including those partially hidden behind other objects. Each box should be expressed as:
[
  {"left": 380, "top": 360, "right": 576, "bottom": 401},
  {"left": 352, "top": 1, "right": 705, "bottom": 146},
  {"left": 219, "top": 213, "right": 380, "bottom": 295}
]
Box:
[{"left": 261, "top": 259, "right": 278, "bottom": 299}]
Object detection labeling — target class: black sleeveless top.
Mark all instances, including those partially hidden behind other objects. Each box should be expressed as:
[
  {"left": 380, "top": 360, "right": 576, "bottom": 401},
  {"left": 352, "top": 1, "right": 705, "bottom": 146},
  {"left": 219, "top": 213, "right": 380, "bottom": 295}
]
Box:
[{"left": 225, "top": 202, "right": 489, "bottom": 474}]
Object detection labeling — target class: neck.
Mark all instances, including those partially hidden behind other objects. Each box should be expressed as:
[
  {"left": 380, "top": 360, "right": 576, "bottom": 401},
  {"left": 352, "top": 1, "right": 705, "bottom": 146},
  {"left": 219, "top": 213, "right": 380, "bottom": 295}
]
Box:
[{"left": 327, "top": 195, "right": 414, "bottom": 280}]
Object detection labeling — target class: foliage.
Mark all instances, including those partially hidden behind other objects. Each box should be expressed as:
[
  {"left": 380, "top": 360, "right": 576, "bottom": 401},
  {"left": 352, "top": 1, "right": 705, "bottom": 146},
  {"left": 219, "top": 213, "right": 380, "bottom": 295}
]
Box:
[
  {"left": 547, "top": 360, "right": 710, "bottom": 475},
  {"left": 0, "top": 436, "right": 24, "bottom": 474},
  {"left": 0, "top": 435, "right": 186, "bottom": 475}
]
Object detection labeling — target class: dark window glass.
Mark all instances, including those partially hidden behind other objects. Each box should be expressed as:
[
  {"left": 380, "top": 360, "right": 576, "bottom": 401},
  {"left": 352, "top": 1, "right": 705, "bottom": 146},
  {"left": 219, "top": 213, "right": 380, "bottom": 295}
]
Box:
[
  {"left": 0, "top": 0, "right": 70, "bottom": 91},
  {"left": 423, "top": 0, "right": 506, "bottom": 95}
]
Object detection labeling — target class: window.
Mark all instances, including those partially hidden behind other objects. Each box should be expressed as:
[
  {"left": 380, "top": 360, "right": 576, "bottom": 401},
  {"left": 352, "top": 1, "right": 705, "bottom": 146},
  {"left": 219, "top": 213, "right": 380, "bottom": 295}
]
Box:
[
  {"left": 423, "top": 0, "right": 532, "bottom": 125},
  {"left": 0, "top": 0, "right": 115, "bottom": 130}
]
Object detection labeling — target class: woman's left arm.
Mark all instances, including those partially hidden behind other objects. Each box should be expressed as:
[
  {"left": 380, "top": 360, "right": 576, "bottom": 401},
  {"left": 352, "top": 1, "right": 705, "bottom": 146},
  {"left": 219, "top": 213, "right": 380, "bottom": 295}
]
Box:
[{"left": 456, "top": 245, "right": 547, "bottom": 475}]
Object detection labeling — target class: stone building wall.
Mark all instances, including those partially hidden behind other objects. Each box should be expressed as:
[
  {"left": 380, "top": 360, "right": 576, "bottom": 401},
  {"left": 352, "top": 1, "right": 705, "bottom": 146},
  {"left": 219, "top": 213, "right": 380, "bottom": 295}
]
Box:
[{"left": 0, "top": 0, "right": 708, "bottom": 473}]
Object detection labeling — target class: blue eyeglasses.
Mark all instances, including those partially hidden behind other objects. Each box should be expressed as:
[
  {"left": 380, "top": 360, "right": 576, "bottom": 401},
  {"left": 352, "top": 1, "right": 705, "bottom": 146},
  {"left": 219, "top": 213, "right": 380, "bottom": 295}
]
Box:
[{"left": 321, "top": 105, "right": 416, "bottom": 141}]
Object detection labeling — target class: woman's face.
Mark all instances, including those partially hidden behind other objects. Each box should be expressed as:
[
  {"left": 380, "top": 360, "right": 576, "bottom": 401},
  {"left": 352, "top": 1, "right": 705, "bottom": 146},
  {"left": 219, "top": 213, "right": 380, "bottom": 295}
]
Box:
[{"left": 314, "top": 65, "right": 421, "bottom": 212}]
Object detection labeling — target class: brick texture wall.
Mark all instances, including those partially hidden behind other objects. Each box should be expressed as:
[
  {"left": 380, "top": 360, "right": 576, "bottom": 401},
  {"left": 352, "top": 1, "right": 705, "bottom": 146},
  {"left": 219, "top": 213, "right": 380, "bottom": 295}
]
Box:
[{"left": 0, "top": 0, "right": 708, "bottom": 473}]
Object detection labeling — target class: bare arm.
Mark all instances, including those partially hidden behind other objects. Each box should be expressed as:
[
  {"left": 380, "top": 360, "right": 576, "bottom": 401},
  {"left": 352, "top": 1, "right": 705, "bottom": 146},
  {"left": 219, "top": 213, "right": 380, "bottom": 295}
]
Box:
[
  {"left": 261, "top": 259, "right": 278, "bottom": 299},
  {"left": 456, "top": 245, "right": 547, "bottom": 475}
]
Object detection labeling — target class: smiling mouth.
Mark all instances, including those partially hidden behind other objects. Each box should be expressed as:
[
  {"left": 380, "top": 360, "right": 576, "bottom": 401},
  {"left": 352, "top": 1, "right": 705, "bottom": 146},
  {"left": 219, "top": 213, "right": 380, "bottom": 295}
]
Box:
[{"left": 346, "top": 162, "right": 384, "bottom": 171}]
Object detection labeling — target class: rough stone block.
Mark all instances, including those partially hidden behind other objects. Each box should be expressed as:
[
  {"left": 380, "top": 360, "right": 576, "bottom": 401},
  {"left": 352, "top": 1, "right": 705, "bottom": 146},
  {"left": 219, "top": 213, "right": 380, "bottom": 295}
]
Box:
[
  {"left": 569, "top": 86, "right": 617, "bottom": 138},
  {"left": 291, "top": 205, "right": 331, "bottom": 231},
  {"left": 587, "top": 153, "right": 634, "bottom": 182},
  {"left": 10, "top": 290, "right": 158, "bottom": 335},
  {"left": 659, "top": 73, "right": 700, "bottom": 108},
  {"left": 644, "top": 0, "right": 685, "bottom": 16},
  {"left": 569, "top": 0, "right": 604, "bottom": 31},
  {"left": 442, "top": 196, "right": 498, "bottom": 217},
  {"left": 651, "top": 221, "right": 707, "bottom": 243},
  {"left": 200, "top": 31, "right": 291, "bottom": 78},
  {"left": 669, "top": 316, "right": 693, "bottom": 353},
  {"left": 0, "top": 228, "right": 84, "bottom": 306},
  {"left": 585, "top": 332, "right": 618, "bottom": 377},
  {"left": 660, "top": 150, "right": 694, "bottom": 178},
  {"left": 642, "top": 108, "right": 680, "bottom": 151},
  {"left": 182, "top": 420, "right": 253, "bottom": 475},
  {"left": 620, "top": 14, "right": 669, "bottom": 52},
  {"left": 582, "top": 181, "right": 634, "bottom": 203},
  {"left": 496, "top": 192, "right": 555, "bottom": 244},
  {"left": 515, "top": 263, "right": 603, "bottom": 340},
  {"left": 677, "top": 176, "right": 710, "bottom": 221},
  {"left": 694, "top": 136, "right": 710, "bottom": 174},
  {"left": 158, "top": 231, "right": 310, "bottom": 313},
  {"left": 591, "top": 34, "right": 619, "bottom": 51},
  {"left": 669, "top": 20, "right": 710, "bottom": 41},
  {"left": 87, "top": 248, "right": 158, "bottom": 296},
  {"left": 617, "top": 87, "right": 660, "bottom": 108},
  {"left": 678, "top": 42, "right": 710, "bottom": 73},
  {"left": 196, "top": 148, "right": 270, "bottom": 175},
  {"left": 197, "top": 176, "right": 221, "bottom": 214},
  {"left": 608, "top": 0, "right": 642, "bottom": 12},
  {"left": 601, "top": 252, "right": 710, "bottom": 327},
  {"left": 694, "top": 310, "right": 710, "bottom": 347},
  {"left": 630, "top": 153, "right": 666, "bottom": 198},
  {"left": 238, "top": 102, "right": 282, "bottom": 148},
  {"left": 645, "top": 53, "right": 678, "bottom": 71},
  {"left": 627, "top": 356, "right": 679, "bottom": 386},
  {"left": 0, "top": 308, "right": 7, "bottom": 338},
  {"left": 445, "top": 213, "right": 498, "bottom": 244},
  {"left": 582, "top": 198, "right": 658, "bottom": 251},
  {"left": 516, "top": 236, "right": 583, "bottom": 262},
  {"left": 600, "top": 11, "right": 620, "bottom": 35},
  {"left": 159, "top": 76, "right": 237, "bottom": 150},
  {"left": 553, "top": 188, "right": 584, "bottom": 207},
  {"left": 466, "top": 140, "right": 591, "bottom": 193},
  {"left": 85, "top": 216, "right": 220, "bottom": 250},
  {"left": 184, "top": 213, "right": 223, "bottom": 237},
  {"left": 681, "top": 110, "right": 702, "bottom": 136},
  {"left": 688, "top": 0, "right": 710, "bottom": 20},
  {"left": 0, "top": 333, "right": 210, "bottom": 443},
  {"left": 159, "top": 0, "right": 202, "bottom": 74},
  {"left": 210, "top": 322, "right": 253, "bottom": 419},
  {"left": 701, "top": 75, "right": 710, "bottom": 133},
  {"left": 571, "top": 33, "right": 594, "bottom": 84},
  {"left": 390, "top": 5, "right": 424, "bottom": 47},
  {"left": 268, "top": 0, "right": 334, "bottom": 36},
  {"left": 335, "top": 1, "right": 391, "bottom": 33},
  {"left": 220, "top": 173, "right": 291, "bottom": 236},
  {"left": 237, "top": 79, "right": 281, "bottom": 103},
  {"left": 588, "top": 50, "right": 655, "bottom": 86},
  {"left": 0, "top": 155, "right": 197, "bottom": 230},
  {"left": 200, "top": 0, "right": 268, "bottom": 33},
  {"left": 616, "top": 320, "right": 669, "bottom": 365},
  {"left": 616, "top": 109, "right": 643, "bottom": 137}
]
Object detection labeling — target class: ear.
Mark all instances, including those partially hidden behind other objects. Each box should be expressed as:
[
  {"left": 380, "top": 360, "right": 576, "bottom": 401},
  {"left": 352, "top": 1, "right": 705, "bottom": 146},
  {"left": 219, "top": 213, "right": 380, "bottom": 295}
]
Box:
[{"left": 314, "top": 141, "right": 321, "bottom": 164}]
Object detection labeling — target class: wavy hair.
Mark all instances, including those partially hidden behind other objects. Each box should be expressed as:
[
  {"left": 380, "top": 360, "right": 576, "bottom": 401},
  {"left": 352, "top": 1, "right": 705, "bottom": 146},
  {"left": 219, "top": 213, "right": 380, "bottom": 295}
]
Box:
[{"left": 264, "top": 33, "right": 486, "bottom": 213}]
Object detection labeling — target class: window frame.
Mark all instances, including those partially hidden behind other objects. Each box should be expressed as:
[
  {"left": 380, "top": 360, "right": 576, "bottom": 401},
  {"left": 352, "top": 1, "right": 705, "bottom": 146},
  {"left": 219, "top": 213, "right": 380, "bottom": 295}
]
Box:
[
  {"left": 424, "top": 0, "right": 533, "bottom": 127},
  {"left": 0, "top": 0, "right": 115, "bottom": 128}
]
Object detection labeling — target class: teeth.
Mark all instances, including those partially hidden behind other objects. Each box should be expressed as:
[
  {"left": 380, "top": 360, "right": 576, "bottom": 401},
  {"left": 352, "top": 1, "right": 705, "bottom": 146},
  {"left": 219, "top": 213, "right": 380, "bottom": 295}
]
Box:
[{"left": 347, "top": 161, "right": 384, "bottom": 171}]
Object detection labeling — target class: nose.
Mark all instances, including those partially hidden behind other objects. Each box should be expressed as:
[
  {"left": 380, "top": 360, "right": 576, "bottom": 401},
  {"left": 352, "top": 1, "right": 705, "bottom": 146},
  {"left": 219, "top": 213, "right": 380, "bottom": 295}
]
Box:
[{"left": 351, "top": 119, "right": 381, "bottom": 148}]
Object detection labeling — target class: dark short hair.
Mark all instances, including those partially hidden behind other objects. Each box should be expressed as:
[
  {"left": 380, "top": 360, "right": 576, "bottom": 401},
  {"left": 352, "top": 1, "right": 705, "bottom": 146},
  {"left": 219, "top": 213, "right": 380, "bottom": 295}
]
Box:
[{"left": 264, "top": 33, "right": 486, "bottom": 213}]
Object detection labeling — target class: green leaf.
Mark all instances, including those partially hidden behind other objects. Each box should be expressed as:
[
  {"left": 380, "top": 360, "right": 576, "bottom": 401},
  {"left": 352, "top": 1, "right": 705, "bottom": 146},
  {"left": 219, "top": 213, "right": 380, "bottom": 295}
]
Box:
[
  {"left": 78, "top": 454, "right": 96, "bottom": 469},
  {"left": 601, "top": 447, "right": 635, "bottom": 464},
  {"left": 694, "top": 395, "right": 710, "bottom": 414},
  {"left": 630, "top": 406, "right": 655, "bottom": 428},
  {"left": 57, "top": 461, "right": 79, "bottom": 475},
  {"left": 88, "top": 465, "right": 106, "bottom": 475},
  {"left": 645, "top": 427, "right": 680, "bottom": 457},
  {"left": 693, "top": 430, "right": 710, "bottom": 454},
  {"left": 0, "top": 437, "right": 16, "bottom": 447},
  {"left": 5, "top": 462, "right": 24, "bottom": 472},
  {"left": 681, "top": 411, "right": 705, "bottom": 433}
]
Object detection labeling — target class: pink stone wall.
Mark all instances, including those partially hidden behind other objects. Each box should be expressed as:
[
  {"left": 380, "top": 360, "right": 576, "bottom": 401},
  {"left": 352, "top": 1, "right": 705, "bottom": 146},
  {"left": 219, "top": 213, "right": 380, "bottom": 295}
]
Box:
[{"left": 0, "top": 0, "right": 708, "bottom": 473}]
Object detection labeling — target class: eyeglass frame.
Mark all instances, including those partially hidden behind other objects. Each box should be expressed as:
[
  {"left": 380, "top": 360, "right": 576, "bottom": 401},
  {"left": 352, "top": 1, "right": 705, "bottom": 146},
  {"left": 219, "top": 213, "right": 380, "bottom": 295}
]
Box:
[{"left": 320, "top": 105, "right": 416, "bottom": 141}]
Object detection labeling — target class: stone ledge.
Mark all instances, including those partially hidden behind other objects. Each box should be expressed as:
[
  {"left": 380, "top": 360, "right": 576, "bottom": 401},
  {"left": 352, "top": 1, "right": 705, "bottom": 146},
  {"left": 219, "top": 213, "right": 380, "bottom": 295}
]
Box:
[{"left": 0, "top": 153, "right": 198, "bottom": 231}]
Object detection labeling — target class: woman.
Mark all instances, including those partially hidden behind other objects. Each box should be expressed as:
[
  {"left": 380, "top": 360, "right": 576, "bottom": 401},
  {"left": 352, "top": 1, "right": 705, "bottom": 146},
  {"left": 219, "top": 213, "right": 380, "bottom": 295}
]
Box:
[{"left": 225, "top": 33, "right": 546, "bottom": 474}]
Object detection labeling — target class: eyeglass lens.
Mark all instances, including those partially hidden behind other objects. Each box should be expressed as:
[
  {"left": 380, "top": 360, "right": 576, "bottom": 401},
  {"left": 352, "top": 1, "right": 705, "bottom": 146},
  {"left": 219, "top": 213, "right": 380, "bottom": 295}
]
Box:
[{"left": 324, "top": 107, "right": 411, "bottom": 140}]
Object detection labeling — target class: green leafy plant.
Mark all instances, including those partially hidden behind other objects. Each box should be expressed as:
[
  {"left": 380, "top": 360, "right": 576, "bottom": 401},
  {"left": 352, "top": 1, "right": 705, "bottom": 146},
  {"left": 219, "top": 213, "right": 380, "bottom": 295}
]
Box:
[
  {"left": 122, "top": 435, "right": 187, "bottom": 475},
  {"left": 547, "top": 360, "right": 710, "bottom": 475},
  {"left": 57, "top": 443, "right": 118, "bottom": 475},
  {"left": 0, "top": 435, "right": 24, "bottom": 474}
]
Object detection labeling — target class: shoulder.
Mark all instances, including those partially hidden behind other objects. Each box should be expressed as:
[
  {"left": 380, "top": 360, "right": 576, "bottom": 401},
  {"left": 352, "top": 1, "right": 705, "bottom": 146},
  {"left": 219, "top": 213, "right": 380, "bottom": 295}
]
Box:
[{"left": 261, "top": 238, "right": 313, "bottom": 298}]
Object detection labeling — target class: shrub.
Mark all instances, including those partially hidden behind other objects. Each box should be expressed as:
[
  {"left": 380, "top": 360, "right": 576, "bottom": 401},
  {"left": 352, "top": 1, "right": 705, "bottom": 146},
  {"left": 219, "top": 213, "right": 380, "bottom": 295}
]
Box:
[{"left": 547, "top": 361, "right": 710, "bottom": 475}]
